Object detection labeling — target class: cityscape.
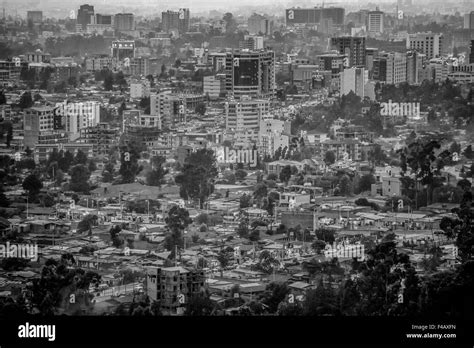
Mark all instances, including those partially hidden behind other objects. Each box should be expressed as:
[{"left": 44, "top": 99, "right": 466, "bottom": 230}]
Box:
[{"left": 0, "top": 0, "right": 473, "bottom": 327}]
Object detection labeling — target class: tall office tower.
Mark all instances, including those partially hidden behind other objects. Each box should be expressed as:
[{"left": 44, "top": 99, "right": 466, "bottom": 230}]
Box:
[
  {"left": 130, "top": 57, "right": 150, "bottom": 76},
  {"left": 94, "top": 14, "right": 113, "bottom": 25},
  {"left": 331, "top": 36, "right": 366, "bottom": 67},
  {"left": 23, "top": 106, "right": 56, "bottom": 148},
  {"left": 77, "top": 4, "right": 94, "bottom": 30},
  {"left": 27, "top": 11, "right": 43, "bottom": 23},
  {"left": 372, "top": 52, "right": 406, "bottom": 85},
  {"left": 111, "top": 40, "right": 136, "bottom": 60},
  {"left": 406, "top": 51, "right": 426, "bottom": 85},
  {"left": 114, "top": 13, "right": 135, "bottom": 31},
  {"left": 470, "top": 40, "right": 474, "bottom": 64},
  {"left": 248, "top": 13, "right": 272, "bottom": 35},
  {"left": 285, "top": 7, "right": 345, "bottom": 27},
  {"left": 365, "top": 47, "right": 379, "bottom": 76},
  {"left": 368, "top": 9, "right": 384, "bottom": 35},
  {"left": 224, "top": 49, "right": 275, "bottom": 99},
  {"left": 340, "top": 67, "right": 367, "bottom": 98},
  {"left": 162, "top": 9, "right": 189, "bottom": 34},
  {"left": 407, "top": 32, "right": 443, "bottom": 60},
  {"left": 225, "top": 97, "right": 271, "bottom": 132},
  {"left": 464, "top": 11, "right": 474, "bottom": 30},
  {"left": 62, "top": 101, "right": 101, "bottom": 141},
  {"left": 150, "top": 92, "right": 190, "bottom": 129}
]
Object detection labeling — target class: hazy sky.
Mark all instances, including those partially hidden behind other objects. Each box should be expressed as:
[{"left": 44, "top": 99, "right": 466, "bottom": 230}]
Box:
[{"left": 3, "top": 0, "right": 466, "bottom": 18}]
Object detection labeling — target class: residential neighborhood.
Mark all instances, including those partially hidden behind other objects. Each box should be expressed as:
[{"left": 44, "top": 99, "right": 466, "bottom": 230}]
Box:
[{"left": 0, "top": 0, "right": 472, "bottom": 325}]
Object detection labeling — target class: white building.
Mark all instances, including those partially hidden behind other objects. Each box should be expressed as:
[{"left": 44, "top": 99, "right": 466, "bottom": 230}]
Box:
[
  {"left": 340, "top": 67, "right": 367, "bottom": 98},
  {"left": 368, "top": 10, "right": 384, "bottom": 36},
  {"left": 203, "top": 75, "right": 225, "bottom": 100},
  {"left": 407, "top": 32, "right": 443, "bottom": 60},
  {"left": 258, "top": 117, "right": 291, "bottom": 156},
  {"left": 225, "top": 97, "right": 271, "bottom": 132},
  {"left": 61, "top": 101, "right": 100, "bottom": 141}
]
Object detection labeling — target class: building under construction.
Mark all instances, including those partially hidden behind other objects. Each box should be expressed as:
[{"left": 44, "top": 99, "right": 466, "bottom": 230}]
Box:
[{"left": 145, "top": 266, "right": 206, "bottom": 314}]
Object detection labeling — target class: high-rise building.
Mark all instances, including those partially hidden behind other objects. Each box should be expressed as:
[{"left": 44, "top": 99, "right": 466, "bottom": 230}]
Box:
[
  {"left": 60, "top": 101, "right": 101, "bottom": 141},
  {"left": 285, "top": 7, "right": 345, "bottom": 26},
  {"left": 203, "top": 75, "right": 226, "bottom": 100},
  {"left": 248, "top": 13, "right": 272, "bottom": 35},
  {"left": 365, "top": 47, "right": 379, "bottom": 77},
  {"left": 463, "top": 11, "right": 474, "bottom": 30},
  {"left": 340, "top": 67, "right": 367, "bottom": 98},
  {"left": 368, "top": 9, "right": 384, "bottom": 35},
  {"left": 151, "top": 92, "right": 179, "bottom": 129},
  {"left": 225, "top": 97, "right": 271, "bottom": 131},
  {"left": 258, "top": 117, "right": 291, "bottom": 157},
  {"left": 23, "top": 106, "right": 56, "bottom": 148},
  {"left": 224, "top": 49, "right": 275, "bottom": 99},
  {"left": 331, "top": 36, "right": 366, "bottom": 67},
  {"left": 111, "top": 40, "right": 136, "bottom": 60},
  {"left": 407, "top": 32, "right": 443, "bottom": 60},
  {"left": 95, "top": 14, "right": 112, "bottom": 25},
  {"left": 162, "top": 9, "right": 190, "bottom": 34},
  {"left": 79, "top": 123, "right": 119, "bottom": 156},
  {"left": 129, "top": 57, "right": 150, "bottom": 76},
  {"left": 373, "top": 52, "right": 406, "bottom": 85},
  {"left": 27, "top": 11, "right": 43, "bottom": 23},
  {"left": 406, "top": 51, "right": 426, "bottom": 85},
  {"left": 150, "top": 92, "right": 204, "bottom": 128},
  {"left": 114, "top": 13, "right": 135, "bottom": 31},
  {"left": 77, "top": 4, "right": 94, "bottom": 30},
  {"left": 470, "top": 40, "right": 474, "bottom": 64}
]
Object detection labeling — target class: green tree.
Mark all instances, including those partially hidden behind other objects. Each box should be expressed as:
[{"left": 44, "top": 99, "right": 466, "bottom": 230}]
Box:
[
  {"left": 119, "top": 140, "right": 144, "bottom": 184},
  {"left": 240, "top": 194, "right": 251, "bottom": 209},
  {"left": 69, "top": 164, "right": 91, "bottom": 193},
  {"left": 0, "top": 90, "right": 6, "bottom": 104},
  {"left": 235, "top": 169, "right": 247, "bottom": 181},
  {"left": 103, "top": 73, "right": 114, "bottom": 91},
  {"left": 164, "top": 206, "right": 192, "bottom": 253},
  {"left": 27, "top": 257, "right": 101, "bottom": 315},
  {"left": 358, "top": 174, "right": 376, "bottom": 193},
  {"left": 19, "top": 92, "right": 34, "bottom": 109},
  {"left": 109, "top": 225, "right": 124, "bottom": 248},
  {"left": 146, "top": 156, "right": 168, "bottom": 187},
  {"left": 324, "top": 150, "right": 336, "bottom": 165},
  {"left": 336, "top": 175, "right": 353, "bottom": 196},
  {"left": 279, "top": 165, "right": 292, "bottom": 184},
  {"left": 195, "top": 102, "right": 206, "bottom": 116},
  {"left": 185, "top": 291, "right": 214, "bottom": 316},
  {"left": 398, "top": 137, "right": 447, "bottom": 206},
  {"left": 22, "top": 174, "right": 43, "bottom": 200},
  {"left": 73, "top": 150, "right": 88, "bottom": 165},
  {"left": 175, "top": 149, "right": 218, "bottom": 209},
  {"left": 77, "top": 214, "right": 98, "bottom": 234},
  {"left": 463, "top": 145, "right": 474, "bottom": 160}
]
